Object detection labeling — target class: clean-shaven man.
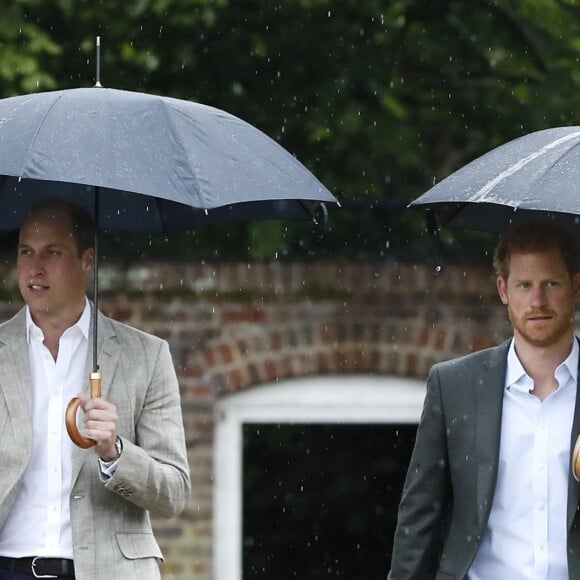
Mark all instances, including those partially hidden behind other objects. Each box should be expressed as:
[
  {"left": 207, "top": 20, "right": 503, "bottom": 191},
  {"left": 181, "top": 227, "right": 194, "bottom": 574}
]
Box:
[{"left": 0, "top": 199, "right": 190, "bottom": 580}]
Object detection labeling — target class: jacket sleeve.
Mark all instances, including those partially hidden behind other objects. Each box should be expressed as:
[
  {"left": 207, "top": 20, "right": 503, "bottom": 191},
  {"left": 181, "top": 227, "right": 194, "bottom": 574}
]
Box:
[
  {"left": 104, "top": 338, "right": 191, "bottom": 518},
  {"left": 388, "top": 364, "right": 451, "bottom": 579}
]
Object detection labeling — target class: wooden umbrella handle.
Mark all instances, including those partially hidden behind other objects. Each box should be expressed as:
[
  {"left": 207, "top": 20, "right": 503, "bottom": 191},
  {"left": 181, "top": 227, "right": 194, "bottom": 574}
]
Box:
[
  {"left": 573, "top": 435, "right": 580, "bottom": 482},
  {"left": 65, "top": 372, "right": 102, "bottom": 448}
]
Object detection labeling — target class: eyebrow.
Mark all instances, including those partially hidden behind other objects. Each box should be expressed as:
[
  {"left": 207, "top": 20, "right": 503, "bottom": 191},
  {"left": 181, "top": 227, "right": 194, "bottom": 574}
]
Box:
[
  {"left": 512, "top": 275, "right": 564, "bottom": 283},
  {"left": 18, "top": 242, "right": 65, "bottom": 250}
]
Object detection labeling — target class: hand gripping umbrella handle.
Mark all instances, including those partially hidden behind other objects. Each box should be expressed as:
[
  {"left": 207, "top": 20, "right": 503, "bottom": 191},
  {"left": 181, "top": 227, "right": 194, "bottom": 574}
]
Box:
[
  {"left": 573, "top": 435, "right": 580, "bottom": 482},
  {"left": 65, "top": 372, "right": 102, "bottom": 448}
]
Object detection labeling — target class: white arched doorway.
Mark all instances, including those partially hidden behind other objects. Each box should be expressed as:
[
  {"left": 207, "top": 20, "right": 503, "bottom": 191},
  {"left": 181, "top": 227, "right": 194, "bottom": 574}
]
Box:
[{"left": 213, "top": 375, "right": 426, "bottom": 580}]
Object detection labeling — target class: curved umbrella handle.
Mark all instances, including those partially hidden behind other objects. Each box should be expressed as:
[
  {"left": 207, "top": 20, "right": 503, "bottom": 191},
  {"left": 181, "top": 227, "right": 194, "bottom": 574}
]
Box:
[
  {"left": 65, "top": 372, "right": 102, "bottom": 448},
  {"left": 573, "top": 435, "right": 580, "bottom": 482}
]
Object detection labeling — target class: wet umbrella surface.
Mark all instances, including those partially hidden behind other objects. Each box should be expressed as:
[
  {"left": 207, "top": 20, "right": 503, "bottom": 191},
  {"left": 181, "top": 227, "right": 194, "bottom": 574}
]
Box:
[
  {"left": 0, "top": 87, "right": 336, "bottom": 230},
  {"left": 410, "top": 126, "right": 580, "bottom": 233}
]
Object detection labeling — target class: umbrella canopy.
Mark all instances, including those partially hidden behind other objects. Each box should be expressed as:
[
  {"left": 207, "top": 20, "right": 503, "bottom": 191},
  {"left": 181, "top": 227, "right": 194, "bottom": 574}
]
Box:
[
  {"left": 0, "top": 86, "right": 337, "bottom": 448},
  {"left": 0, "top": 87, "right": 336, "bottom": 230},
  {"left": 410, "top": 126, "right": 580, "bottom": 234}
]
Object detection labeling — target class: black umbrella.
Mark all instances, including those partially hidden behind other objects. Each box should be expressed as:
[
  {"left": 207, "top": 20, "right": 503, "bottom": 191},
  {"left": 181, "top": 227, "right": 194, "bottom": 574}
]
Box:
[
  {"left": 410, "top": 126, "right": 580, "bottom": 234},
  {"left": 0, "top": 88, "right": 335, "bottom": 229},
  {"left": 409, "top": 125, "right": 580, "bottom": 479},
  {"left": 0, "top": 85, "right": 338, "bottom": 447}
]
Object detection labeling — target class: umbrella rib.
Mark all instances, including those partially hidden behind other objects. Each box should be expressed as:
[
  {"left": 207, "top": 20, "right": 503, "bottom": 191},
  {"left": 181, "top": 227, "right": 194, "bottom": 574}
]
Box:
[
  {"left": 154, "top": 196, "right": 170, "bottom": 235},
  {"left": 472, "top": 130, "right": 580, "bottom": 202},
  {"left": 18, "top": 94, "right": 63, "bottom": 177},
  {"left": 538, "top": 139, "right": 580, "bottom": 174},
  {"left": 160, "top": 100, "right": 206, "bottom": 209}
]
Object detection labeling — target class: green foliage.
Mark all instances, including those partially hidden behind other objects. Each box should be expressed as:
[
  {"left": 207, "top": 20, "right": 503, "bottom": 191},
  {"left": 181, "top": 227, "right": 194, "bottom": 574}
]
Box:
[
  {"left": 0, "top": 4, "right": 60, "bottom": 94},
  {"left": 1, "top": 0, "right": 580, "bottom": 261}
]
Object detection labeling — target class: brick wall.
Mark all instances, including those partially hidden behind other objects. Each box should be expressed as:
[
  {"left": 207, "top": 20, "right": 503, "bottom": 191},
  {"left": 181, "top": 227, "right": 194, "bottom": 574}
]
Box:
[{"left": 0, "top": 260, "right": 512, "bottom": 578}]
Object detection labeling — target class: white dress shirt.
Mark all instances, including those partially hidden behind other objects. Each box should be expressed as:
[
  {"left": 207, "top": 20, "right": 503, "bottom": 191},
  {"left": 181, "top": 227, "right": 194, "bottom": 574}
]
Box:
[
  {"left": 0, "top": 301, "right": 90, "bottom": 558},
  {"left": 468, "top": 338, "right": 577, "bottom": 580}
]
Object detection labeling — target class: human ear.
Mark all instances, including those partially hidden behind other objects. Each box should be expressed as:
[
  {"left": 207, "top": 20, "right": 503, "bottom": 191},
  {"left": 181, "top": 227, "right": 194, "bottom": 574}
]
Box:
[
  {"left": 573, "top": 272, "right": 580, "bottom": 298},
  {"left": 81, "top": 248, "right": 95, "bottom": 271},
  {"left": 497, "top": 277, "right": 509, "bottom": 305}
]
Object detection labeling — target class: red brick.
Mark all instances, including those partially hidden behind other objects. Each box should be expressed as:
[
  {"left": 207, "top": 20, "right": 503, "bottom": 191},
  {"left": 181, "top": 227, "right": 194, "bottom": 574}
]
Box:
[
  {"left": 227, "top": 369, "right": 245, "bottom": 391},
  {"left": 218, "top": 343, "right": 234, "bottom": 364}
]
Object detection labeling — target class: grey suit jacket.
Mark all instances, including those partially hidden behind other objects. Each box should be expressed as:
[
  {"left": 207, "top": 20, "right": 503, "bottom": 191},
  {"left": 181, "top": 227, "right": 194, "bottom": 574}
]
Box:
[
  {"left": 388, "top": 340, "right": 580, "bottom": 580},
  {"left": 0, "top": 307, "right": 191, "bottom": 580}
]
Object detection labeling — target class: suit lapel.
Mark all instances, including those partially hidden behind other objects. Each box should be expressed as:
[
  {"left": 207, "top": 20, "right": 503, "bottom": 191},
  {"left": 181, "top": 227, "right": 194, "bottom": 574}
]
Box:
[
  {"left": 0, "top": 309, "right": 33, "bottom": 449},
  {"left": 93, "top": 311, "right": 122, "bottom": 402},
  {"left": 567, "top": 337, "right": 580, "bottom": 529},
  {"left": 475, "top": 341, "right": 509, "bottom": 527},
  {"left": 80, "top": 308, "right": 120, "bottom": 399}
]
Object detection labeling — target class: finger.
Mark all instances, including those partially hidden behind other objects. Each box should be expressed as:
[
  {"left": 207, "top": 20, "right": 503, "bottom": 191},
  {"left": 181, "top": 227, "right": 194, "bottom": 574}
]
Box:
[
  {"left": 84, "top": 407, "right": 118, "bottom": 423},
  {"left": 84, "top": 417, "right": 118, "bottom": 433},
  {"left": 82, "top": 428, "right": 117, "bottom": 455},
  {"left": 84, "top": 397, "right": 116, "bottom": 410},
  {"left": 84, "top": 417, "right": 117, "bottom": 430},
  {"left": 84, "top": 433, "right": 116, "bottom": 452},
  {"left": 83, "top": 400, "right": 118, "bottom": 417},
  {"left": 77, "top": 393, "right": 90, "bottom": 410}
]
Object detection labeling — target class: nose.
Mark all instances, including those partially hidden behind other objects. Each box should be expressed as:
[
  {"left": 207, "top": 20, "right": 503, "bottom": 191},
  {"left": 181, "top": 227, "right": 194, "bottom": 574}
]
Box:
[
  {"left": 530, "top": 285, "right": 547, "bottom": 307},
  {"left": 22, "top": 254, "right": 45, "bottom": 277}
]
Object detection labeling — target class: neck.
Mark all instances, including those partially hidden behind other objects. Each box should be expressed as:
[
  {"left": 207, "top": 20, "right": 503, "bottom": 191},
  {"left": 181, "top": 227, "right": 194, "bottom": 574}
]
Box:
[
  {"left": 30, "top": 302, "right": 86, "bottom": 357},
  {"left": 514, "top": 333, "right": 575, "bottom": 384}
]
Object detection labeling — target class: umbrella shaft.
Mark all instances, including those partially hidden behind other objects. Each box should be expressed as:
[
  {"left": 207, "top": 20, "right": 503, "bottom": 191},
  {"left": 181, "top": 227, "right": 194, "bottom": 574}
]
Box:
[{"left": 93, "top": 188, "right": 99, "bottom": 373}]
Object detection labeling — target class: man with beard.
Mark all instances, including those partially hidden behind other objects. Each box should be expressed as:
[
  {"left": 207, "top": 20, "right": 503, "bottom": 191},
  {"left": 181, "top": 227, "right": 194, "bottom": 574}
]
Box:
[{"left": 388, "top": 220, "right": 580, "bottom": 580}]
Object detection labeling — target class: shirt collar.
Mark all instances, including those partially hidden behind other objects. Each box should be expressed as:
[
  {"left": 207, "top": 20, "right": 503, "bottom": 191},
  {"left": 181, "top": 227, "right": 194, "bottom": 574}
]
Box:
[
  {"left": 506, "top": 336, "right": 579, "bottom": 392},
  {"left": 26, "top": 297, "right": 91, "bottom": 344}
]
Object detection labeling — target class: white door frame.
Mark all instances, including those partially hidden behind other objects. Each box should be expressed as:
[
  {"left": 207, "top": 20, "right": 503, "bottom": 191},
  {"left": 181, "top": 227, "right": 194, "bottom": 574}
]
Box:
[{"left": 213, "top": 375, "right": 426, "bottom": 580}]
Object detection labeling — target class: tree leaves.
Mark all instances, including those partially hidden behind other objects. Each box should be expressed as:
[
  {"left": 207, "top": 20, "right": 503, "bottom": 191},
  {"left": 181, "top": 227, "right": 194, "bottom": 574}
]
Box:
[{"left": 2, "top": 0, "right": 580, "bottom": 260}]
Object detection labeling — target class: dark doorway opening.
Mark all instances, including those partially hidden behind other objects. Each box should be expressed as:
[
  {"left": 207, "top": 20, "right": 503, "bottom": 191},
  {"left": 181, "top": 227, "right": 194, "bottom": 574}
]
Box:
[{"left": 242, "top": 423, "right": 416, "bottom": 579}]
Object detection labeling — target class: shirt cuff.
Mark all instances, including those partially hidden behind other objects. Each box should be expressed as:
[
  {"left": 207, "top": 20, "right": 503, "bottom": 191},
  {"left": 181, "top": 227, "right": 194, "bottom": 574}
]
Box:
[{"left": 98, "top": 456, "right": 120, "bottom": 479}]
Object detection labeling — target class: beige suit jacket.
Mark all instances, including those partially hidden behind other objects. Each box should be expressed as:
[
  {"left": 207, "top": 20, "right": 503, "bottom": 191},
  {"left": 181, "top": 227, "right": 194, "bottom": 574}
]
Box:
[{"left": 0, "top": 307, "right": 191, "bottom": 579}]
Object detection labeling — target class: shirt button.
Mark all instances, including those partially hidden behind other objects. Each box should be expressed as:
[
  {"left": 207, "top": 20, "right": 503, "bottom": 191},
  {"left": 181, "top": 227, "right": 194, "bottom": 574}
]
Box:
[
  {"left": 537, "top": 504, "right": 545, "bottom": 510},
  {"left": 538, "top": 463, "right": 545, "bottom": 470}
]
